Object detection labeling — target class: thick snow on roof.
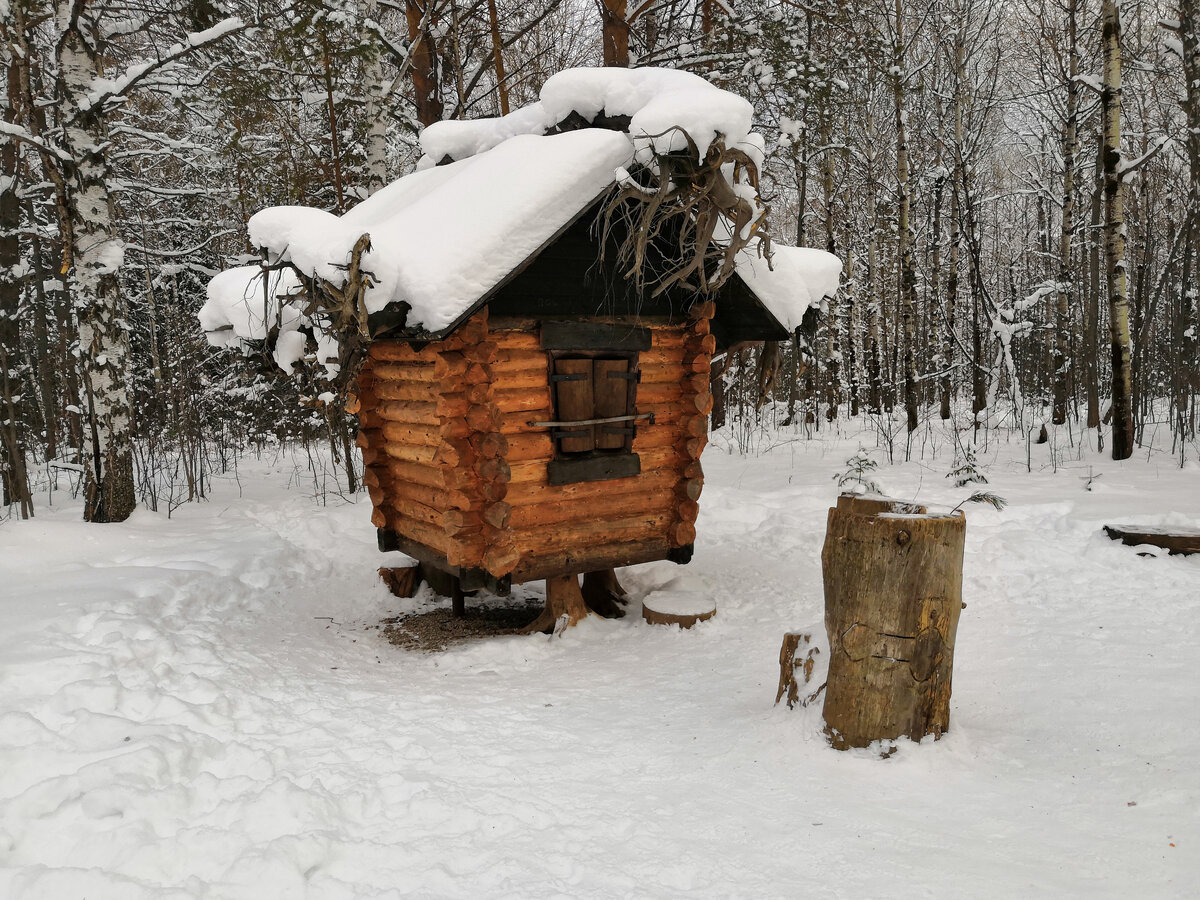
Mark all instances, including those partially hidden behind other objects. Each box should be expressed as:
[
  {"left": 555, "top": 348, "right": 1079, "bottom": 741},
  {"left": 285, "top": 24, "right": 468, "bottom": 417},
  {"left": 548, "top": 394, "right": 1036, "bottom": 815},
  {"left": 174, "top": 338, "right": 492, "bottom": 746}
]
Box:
[
  {"left": 200, "top": 66, "right": 840, "bottom": 364},
  {"left": 735, "top": 245, "right": 842, "bottom": 331},
  {"left": 204, "top": 128, "right": 634, "bottom": 338},
  {"left": 421, "top": 66, "right": 759, "bottom": 169}
]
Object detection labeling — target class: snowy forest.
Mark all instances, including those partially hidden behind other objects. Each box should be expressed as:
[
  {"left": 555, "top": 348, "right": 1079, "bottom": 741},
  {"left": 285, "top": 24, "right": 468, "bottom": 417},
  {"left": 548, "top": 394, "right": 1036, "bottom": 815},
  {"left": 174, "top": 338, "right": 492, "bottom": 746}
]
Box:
[{"left": 1, "top": 0, "right": 1198, "bottom": 523}]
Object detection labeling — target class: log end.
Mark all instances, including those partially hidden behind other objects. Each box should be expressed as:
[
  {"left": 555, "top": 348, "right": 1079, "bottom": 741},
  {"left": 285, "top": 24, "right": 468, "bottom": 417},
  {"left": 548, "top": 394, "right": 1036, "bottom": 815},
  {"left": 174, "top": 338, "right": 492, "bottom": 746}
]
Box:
[{"left": 641, "top": 593, "right": 715, "bottom": 629}]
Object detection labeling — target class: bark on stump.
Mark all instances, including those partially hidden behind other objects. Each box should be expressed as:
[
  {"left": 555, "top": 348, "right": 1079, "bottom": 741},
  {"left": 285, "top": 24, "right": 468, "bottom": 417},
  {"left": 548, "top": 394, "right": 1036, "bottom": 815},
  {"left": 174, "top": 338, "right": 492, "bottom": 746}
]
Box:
[{"left": 821, "top": 495, "right": 965, "bottom": 750}]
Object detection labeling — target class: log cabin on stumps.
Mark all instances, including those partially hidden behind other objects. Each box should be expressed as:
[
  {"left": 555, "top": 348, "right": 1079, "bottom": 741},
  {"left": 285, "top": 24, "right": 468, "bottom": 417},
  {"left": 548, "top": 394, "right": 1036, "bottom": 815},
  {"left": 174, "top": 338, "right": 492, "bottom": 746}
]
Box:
[{"left": 200, "top": 67, "right": 841, "bottom": 633}]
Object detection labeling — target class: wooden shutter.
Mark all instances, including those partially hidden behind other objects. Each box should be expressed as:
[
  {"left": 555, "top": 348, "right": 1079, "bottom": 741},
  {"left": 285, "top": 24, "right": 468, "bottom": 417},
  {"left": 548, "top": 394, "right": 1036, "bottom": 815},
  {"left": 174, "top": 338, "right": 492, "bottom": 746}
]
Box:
[
  {"left": 594, "top": 358, "right": 631, "bottom": 449},
  {"left": 552, "top": 357, "right": 594, "bottom": 453}
]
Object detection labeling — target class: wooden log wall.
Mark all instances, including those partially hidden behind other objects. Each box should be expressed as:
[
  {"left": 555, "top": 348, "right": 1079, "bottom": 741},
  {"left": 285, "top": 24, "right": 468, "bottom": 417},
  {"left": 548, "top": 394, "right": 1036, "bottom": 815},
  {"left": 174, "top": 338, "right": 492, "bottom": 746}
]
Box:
[
  {"left": 493, "top": 305, "right": 714, "bottom": 583},
  {"left": 357, "top": 306, "right": 716, "bottom": 586},
  {"left": 354, "top": 309, "right": 517, "bottom": 580}
]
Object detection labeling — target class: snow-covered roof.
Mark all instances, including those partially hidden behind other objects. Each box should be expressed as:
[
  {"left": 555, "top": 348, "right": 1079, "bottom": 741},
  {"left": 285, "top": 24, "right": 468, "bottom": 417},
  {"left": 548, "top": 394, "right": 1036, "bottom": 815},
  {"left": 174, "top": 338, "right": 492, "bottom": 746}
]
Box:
[{"left": 201, "top": 66, "right": 840, "bottom": 357}]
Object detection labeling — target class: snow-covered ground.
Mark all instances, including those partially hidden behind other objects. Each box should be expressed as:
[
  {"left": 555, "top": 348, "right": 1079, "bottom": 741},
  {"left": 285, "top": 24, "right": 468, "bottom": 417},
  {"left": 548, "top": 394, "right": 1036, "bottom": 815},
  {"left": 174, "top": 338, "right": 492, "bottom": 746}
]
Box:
[{"left": 1, "top": 423, "right": 1197, "bottom": 898}]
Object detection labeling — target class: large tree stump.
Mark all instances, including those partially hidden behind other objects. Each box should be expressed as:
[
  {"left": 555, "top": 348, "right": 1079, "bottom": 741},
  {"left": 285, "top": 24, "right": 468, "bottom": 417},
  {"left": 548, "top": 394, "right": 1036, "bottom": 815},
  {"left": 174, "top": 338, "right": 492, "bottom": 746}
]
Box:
[
  {"left": 821, "top": 495, "right": 965, "bottom": 750},
  {"left": 521, "top": 574, "right": 591, "bottom": 634}
]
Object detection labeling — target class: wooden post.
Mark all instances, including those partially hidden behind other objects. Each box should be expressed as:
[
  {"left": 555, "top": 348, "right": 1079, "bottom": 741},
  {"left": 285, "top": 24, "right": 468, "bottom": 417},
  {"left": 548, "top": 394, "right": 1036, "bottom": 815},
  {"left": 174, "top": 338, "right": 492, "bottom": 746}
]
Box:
[{"left": 820, "top": 494, "right": 965, "bottom": 750}]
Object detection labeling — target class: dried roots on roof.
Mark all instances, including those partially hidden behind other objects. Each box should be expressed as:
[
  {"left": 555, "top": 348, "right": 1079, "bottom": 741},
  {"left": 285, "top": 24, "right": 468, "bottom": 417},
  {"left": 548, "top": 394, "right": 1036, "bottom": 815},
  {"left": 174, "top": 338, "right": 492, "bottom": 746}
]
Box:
[{"left": 600, "top": 128, "right": 772, "bottom": 298}]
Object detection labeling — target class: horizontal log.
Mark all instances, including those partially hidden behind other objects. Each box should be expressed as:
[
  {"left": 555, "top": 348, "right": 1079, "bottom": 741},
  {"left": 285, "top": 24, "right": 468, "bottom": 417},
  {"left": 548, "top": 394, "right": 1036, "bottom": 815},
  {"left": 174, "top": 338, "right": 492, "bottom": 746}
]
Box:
[
  {"left": 480, "top": 479, "right": 508, "bottom": 503},
  {"left": 371, "top": 505, "right": 387, "bottom": 528},
  {"left": 434, "top": 437, "right": 475, "bottom": 469},
  {"left": 637, "top": 382, "right": 684, "bottom": 405},
  {"left": 384, "top": 509, "right": 451, "bottom": 554},
  {"left": 631, "top": 425, "right": 687, "bottom": 452},
  {"left": 514, "top": 510, "right": 675, "bottom": 558},
  {"left": 691, "top": 317, "right": 711, "bottom": 336},
  {"left": 382, "top": 473, "right": 471, "bottom": 512},
  {"left": 507, "top": 449, "right": 682, "bottom": 492},
  {"left": 493, "top": 387, "right": 554, "bottom": 415},
  {"left": 375, "top": 419, "right": 440, "bottom": 447},
  {"left": 688, "top": 300, "right": 715, "bottom": 320},
  {"left": 492, "top": 331, "right": 541, "bottom": 351},
  {"left": 379, "top": 439, "right": 440, "bottom": 466},
  {"left": 491, "top": 352, "right": 547, "bottom": 375},
  {"left": 371, "top": 343, "right": 438, "bottom": 363},
  {"left": 381, "top": 455, "right": 448, "bottom": 489},
  {"left": 687, "top": 334, "right": 717, "bottom": 355},
  {"left": 684, "top": 460, "right": 703, "bottom": 479},
  {"left": 500, "top": 411, "right": 551, "bottom": 436},
  {"left": 693, "top": 392, "right": 714, "bottom": 415},
  {"left": 359, "top": 445, "right": 381, "bottom": 466},
  {"left": 373, "top": 380, "right": 442, "bottom": 404},
  {"left": 372, "top": 399, "right": 439, "bottom": 426},
  {"left": 505, "top": 432, "right": 555, "bottom": 462},
  {"left": 649, "top": 329, "right": 687, "bottom": 349},
  {"left": 681, "top": 437, "right": 707, "bottom": 459},
  {"left": 389, "top": 493, "right": 445, "bottom": 529},
  {"left": 510, "top": 537, "right": 674, "bottom": 584},
  {"left": 482, "top": 367, "right": 547, "bottom": 390},
  {"left": 369, "top": 362, "right": 440, "bottom": 384},
  {"left": 509, "top": 492, "right": 674, "bottom": 530},
  {"left": 683, "top": 416, "right": 708, "bottom": 438}
]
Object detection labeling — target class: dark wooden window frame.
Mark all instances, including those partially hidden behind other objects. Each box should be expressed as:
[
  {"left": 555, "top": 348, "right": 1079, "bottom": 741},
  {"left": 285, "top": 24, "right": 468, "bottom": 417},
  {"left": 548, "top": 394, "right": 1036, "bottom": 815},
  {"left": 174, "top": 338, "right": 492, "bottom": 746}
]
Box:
[{"left": 539, "top": 321, "right": 650, "bottom": 486}]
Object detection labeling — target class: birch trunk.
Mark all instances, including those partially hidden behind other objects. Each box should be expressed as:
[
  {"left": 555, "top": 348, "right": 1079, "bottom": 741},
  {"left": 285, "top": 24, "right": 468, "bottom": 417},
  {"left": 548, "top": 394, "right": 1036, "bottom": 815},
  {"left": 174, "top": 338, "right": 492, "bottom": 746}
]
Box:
[
  {"left": 1101, "top": 0, "right": 1134, "bottom": 460},
  {"left": 57, "top": 2, "right": 135, "bottom": 522},
  {"left": 362, "top": 0, "right": 388, "bottom": 195}
]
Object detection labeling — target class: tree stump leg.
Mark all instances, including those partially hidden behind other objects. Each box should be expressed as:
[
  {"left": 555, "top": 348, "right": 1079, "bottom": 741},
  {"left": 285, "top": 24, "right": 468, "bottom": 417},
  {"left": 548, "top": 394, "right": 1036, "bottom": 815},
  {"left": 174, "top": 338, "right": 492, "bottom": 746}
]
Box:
[
  {"left": 379, "top": 564, "right": 422, "bottom": 599},
  {"left": 581, "top": 568, "right": 627, "bottom": 618},
  {"left": 521, "top": 574, "right": 592, "bottom": 634}
]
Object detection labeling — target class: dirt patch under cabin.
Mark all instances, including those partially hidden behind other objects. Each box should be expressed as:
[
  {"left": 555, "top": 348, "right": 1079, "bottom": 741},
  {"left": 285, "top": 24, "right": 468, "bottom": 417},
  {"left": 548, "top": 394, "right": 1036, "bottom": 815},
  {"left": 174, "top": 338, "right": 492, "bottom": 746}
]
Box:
[{"left": 382, "top": 599, "right": 545, "bottom": 652}]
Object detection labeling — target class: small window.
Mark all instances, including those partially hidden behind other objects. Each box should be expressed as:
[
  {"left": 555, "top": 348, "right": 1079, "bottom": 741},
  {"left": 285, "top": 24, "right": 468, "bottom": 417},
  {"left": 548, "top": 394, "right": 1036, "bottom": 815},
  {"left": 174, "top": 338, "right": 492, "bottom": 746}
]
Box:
[
  {"left": 550, "top": 355, "right": 638, "bottom": 454},
  {"left": 539, "top": 322, "right": 650, "bottom": 486}
]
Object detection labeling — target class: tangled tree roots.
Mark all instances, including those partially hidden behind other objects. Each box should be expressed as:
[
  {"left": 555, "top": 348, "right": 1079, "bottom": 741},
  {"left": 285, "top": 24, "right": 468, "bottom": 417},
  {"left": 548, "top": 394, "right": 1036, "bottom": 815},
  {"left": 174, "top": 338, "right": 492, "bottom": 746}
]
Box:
[{"left": 600, "top": 127, "right": 772, "bottom": 298}]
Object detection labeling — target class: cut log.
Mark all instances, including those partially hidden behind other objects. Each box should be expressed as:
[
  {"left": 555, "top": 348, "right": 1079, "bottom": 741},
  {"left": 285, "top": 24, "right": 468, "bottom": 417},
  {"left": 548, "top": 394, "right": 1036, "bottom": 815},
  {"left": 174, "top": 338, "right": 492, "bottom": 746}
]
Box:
[
  {"left": 521, "top": 574, "right": 591, "bottom": 634},
  {"left": 1103, "top": 524, "right": 1200, "bottom": 556},
  {"left": 642, "top": 592, "right": 715, "bottom": 628},
  {"left": 774, "top": 632, "right": 823, "bottom": 709},
  {"left": 379, "top": 564, "right": 422, "bottom": 599},
  {"left": 821, "top": 497, "right": 965, "bottom": 750}
]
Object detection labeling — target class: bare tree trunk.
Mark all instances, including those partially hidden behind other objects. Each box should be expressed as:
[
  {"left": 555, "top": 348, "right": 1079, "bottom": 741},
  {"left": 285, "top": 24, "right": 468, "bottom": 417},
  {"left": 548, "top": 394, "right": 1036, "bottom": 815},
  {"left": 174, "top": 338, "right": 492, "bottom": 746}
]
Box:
[
  {"left": 1, "top": 31, "right": 32, "bottom": 517},
  {"left": 485, "top": 0, "right": 510, "bottom": 114},
  {"left": 893, "top": 0, "right": 919, "bottom": 434},
  {"left": 1101, "top": 0, "right": 1134, "bottom": 460},
  {"left": 601, "top": 0, "right": 629, "bottom": 67},
  {"left": 1175, "top": 0, "right": 1200, "bottom": 443},
  {"left": 406, "top": 1, "right": 442, "bottom": 127},
  {"left": 1053, "top": 0, "right": 1080, "bottom": 426},
  {"left": 865, "top": 108, "right": 883, "bottom": 414}
]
